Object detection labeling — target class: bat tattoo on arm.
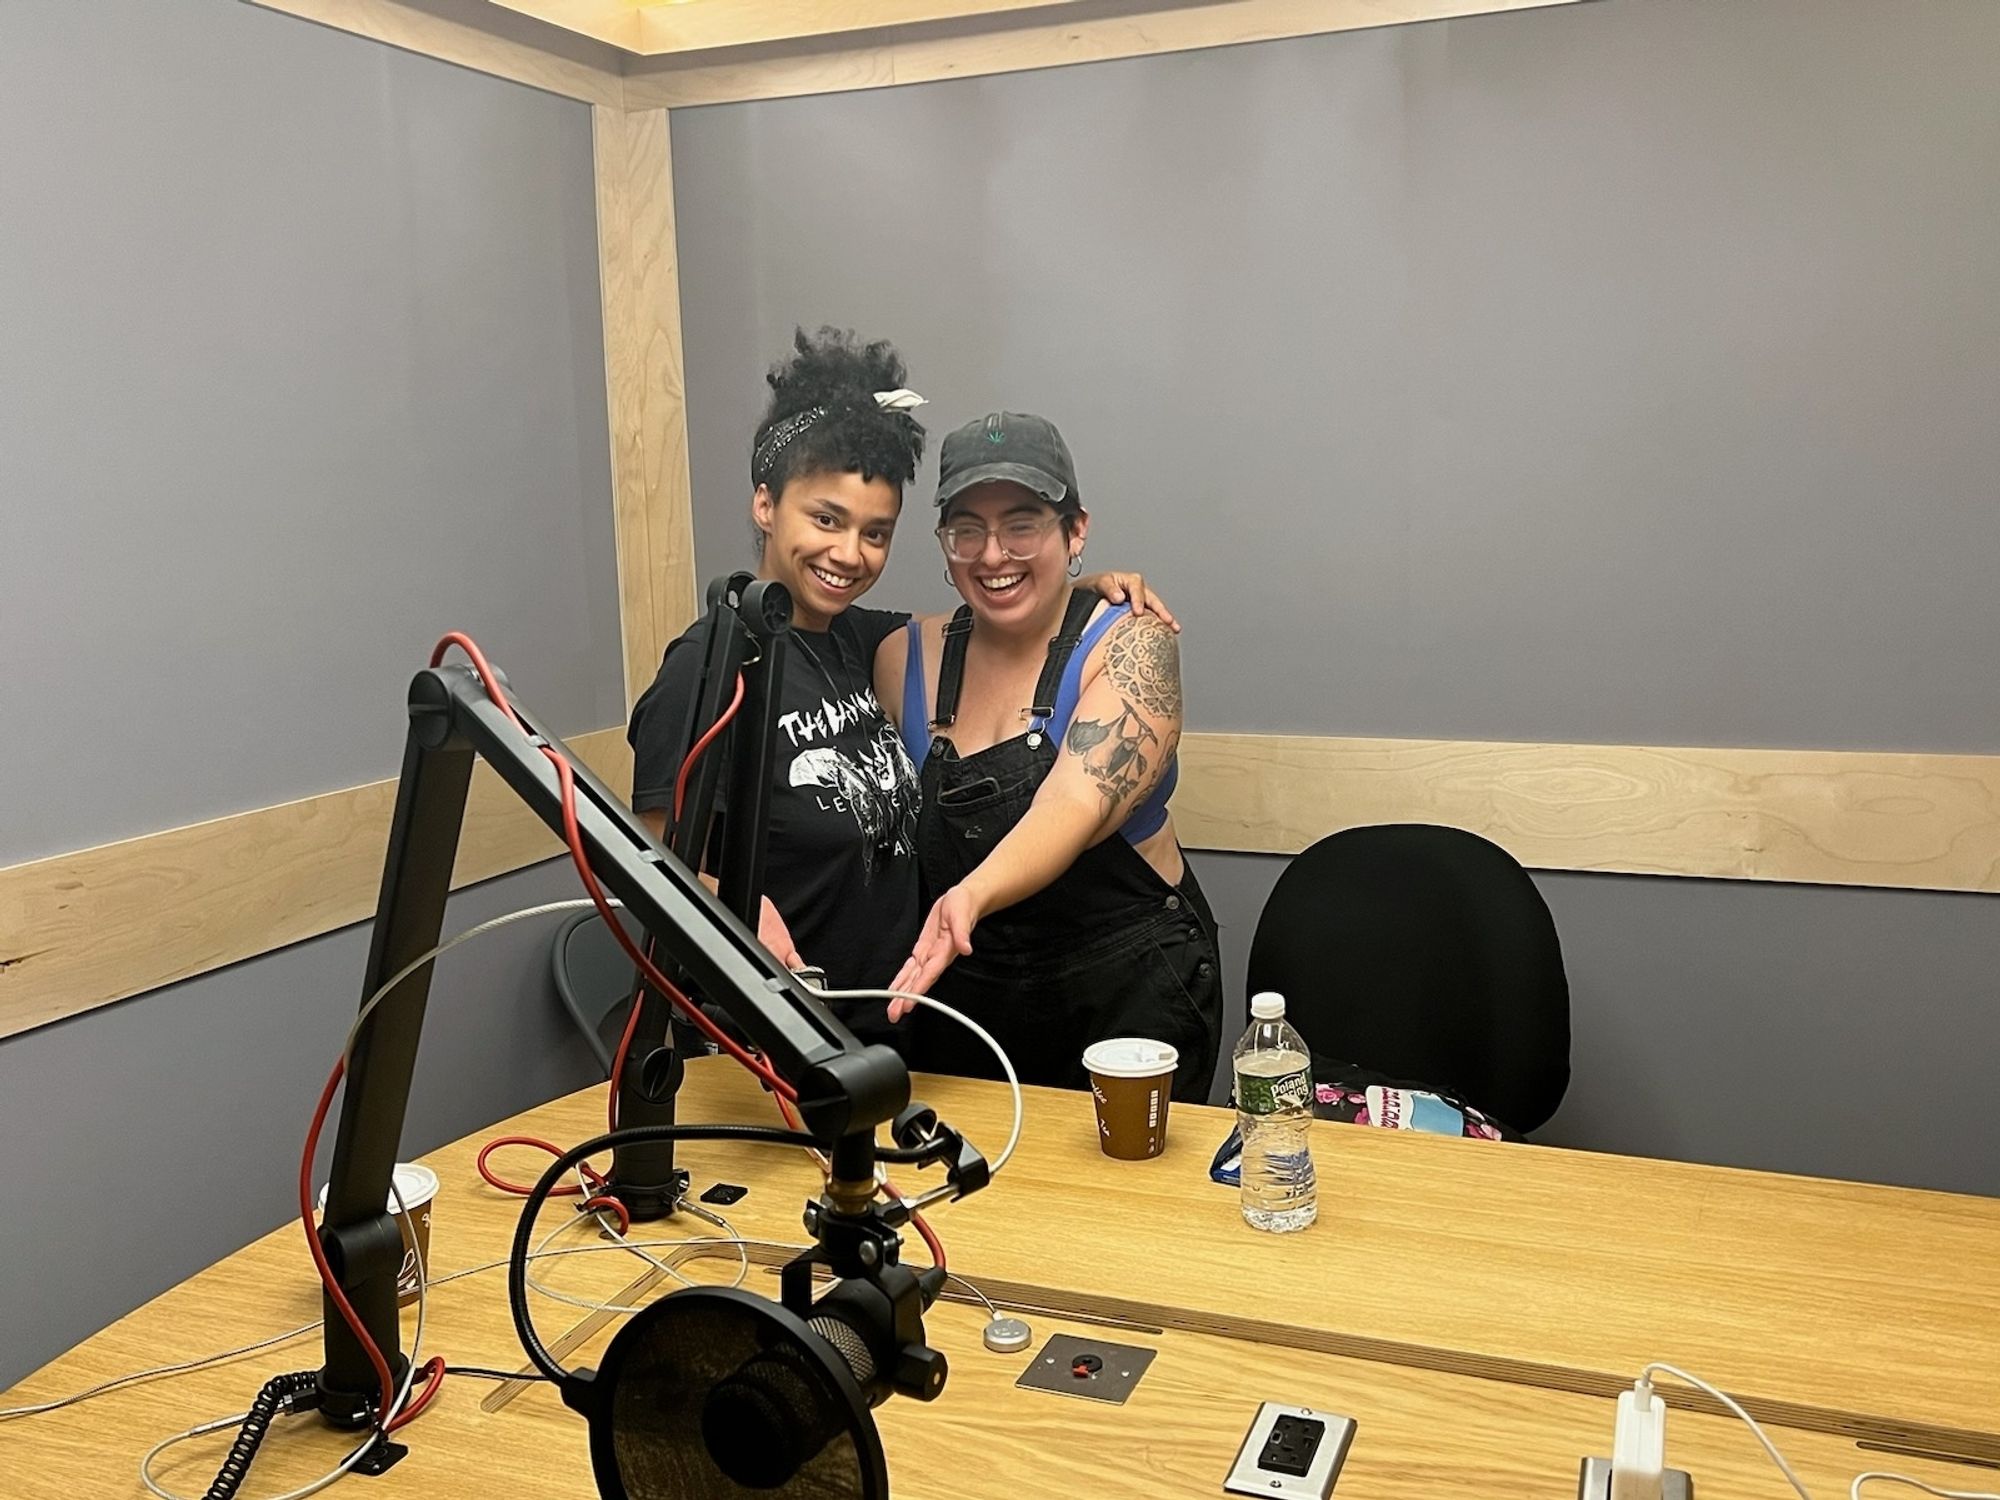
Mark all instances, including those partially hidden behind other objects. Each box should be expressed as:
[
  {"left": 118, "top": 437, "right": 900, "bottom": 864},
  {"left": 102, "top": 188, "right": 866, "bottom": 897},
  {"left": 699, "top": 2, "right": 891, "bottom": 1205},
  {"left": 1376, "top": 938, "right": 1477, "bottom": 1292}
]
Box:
[
  {"left": 1065, "top": 616, "right": 1183, "bottom": 815},
  {"left": 1065, "top": 700, "right": 1161, "bottom": 813}
]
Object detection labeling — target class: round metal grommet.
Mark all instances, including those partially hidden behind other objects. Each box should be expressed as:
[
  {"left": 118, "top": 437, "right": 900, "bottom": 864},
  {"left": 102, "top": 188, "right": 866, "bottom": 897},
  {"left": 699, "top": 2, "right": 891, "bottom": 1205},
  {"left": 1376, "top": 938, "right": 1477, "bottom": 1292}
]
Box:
[{"left": 982, "top": 1316, "right": 1034, "bottom": 1354}]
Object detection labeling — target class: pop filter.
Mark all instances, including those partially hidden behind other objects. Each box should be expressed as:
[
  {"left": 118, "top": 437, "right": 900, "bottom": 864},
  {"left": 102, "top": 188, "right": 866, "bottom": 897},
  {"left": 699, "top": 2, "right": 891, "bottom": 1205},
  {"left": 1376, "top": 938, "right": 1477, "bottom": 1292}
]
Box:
[{"left": 563, "top": 1286, "right": 887, "bottom": 1500}]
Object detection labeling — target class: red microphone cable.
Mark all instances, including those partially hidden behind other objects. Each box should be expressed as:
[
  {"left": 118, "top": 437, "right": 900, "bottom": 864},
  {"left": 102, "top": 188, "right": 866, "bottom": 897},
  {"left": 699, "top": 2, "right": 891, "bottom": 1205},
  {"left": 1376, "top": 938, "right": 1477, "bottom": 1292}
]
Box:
[{"left": 300, "top": 640, "right": 780, "bottom": 1431}]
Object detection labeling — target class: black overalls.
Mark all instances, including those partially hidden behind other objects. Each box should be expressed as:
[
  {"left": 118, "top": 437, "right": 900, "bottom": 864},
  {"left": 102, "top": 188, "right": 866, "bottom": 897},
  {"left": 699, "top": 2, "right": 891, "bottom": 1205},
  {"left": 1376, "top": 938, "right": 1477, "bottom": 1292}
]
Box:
[{"left": 908, "top": 590, "right": 1224, "bottom": 1103}]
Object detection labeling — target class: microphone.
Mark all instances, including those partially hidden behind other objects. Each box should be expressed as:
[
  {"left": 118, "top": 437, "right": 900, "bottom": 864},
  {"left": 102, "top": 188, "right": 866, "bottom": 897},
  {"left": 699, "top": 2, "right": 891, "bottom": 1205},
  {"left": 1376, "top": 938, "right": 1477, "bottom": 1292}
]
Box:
[{"left": 702, "top": 1266, "right": 948, "bottom": 1491}]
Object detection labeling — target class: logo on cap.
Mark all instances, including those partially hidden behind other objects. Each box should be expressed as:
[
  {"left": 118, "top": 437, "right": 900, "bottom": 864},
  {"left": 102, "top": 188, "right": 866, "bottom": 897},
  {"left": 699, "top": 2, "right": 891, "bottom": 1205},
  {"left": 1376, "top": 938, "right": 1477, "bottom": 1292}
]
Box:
[{"left": 985, "top": 415, "right": 1007, "bottom": 444}]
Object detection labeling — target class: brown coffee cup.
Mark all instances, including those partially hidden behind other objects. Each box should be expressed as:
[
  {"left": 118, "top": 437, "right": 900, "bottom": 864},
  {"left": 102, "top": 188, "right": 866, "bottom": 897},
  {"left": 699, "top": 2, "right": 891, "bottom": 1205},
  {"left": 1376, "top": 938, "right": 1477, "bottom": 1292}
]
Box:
[
  {"left": 319, "top": 1162, "right": 439, "bottom": 1307},
  {"left": 1082, "top": 1038, "right": 1179, "bottom": 1160}
]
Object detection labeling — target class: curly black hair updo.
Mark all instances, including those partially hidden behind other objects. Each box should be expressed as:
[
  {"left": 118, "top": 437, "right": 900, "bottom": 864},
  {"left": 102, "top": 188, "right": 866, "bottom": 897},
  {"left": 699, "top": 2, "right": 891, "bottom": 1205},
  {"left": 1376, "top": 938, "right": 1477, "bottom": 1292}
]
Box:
[{"left": 749, "top": 327, "right": 926, "bottom": 518}]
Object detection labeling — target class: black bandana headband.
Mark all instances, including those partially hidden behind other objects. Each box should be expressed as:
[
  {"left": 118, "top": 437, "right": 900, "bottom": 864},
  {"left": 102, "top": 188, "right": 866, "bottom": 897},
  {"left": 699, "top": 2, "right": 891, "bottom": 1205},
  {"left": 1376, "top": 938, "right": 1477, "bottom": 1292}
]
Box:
[{"left": 751, "top": 388, "right": 926, "bottom": 487}]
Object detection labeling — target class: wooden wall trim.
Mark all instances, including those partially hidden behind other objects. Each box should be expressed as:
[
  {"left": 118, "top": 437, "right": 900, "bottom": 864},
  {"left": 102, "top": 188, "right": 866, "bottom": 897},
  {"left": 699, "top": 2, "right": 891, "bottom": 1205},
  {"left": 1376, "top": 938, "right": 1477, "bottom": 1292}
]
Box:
[
  {"left": 633, "top": 0, "right": 1087, "bottom": 58},
  {"left": 483, "top": 0, "right": 643, "bottom": 54},
  {"left": 0, "top": 728, "right": 631, "bottom": 1042},
  {"left": 595, "top": 105, "right": 700, "bottom": 710},
  {"left": 241, "top": 0, "right": 627, "bottom": 105},
  {"left": 489, "top": 0, "right": 1092, "bottom": 58},
  {"left": 1175, "top": 733, "right": 2000, "bottom": 895},
  {"left": 620, "top": 0, "right": 1586, "bottom": 109},
  {"left": 17, "top": 723, "right": 1989, "bottom": 1044}
]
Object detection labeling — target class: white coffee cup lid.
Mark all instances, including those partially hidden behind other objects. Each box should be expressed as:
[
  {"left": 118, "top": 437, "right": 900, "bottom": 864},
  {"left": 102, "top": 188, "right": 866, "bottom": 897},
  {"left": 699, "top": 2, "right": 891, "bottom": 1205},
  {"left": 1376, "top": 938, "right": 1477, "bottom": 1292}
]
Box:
[
  {"left": 1082, "top": 1037, "right": 1179, "bottom": 1079},
  {"left": 318, "top": 1162, "right": 440, "bottom": 1213}
]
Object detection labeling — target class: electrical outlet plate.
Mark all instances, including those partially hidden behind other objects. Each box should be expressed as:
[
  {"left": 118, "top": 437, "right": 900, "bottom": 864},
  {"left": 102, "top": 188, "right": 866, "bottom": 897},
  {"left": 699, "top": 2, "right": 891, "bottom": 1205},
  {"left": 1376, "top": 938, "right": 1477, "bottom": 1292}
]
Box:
[
  {"left": 1578, "top": 1457, "right": 1694, "bottom": 1499},
  {"left": 1224, "top": 1401, "right": 1356, "bottom": 1498},
  {"left": 1013, "top": 1333, "right": 1156, "bottom": 1404}
]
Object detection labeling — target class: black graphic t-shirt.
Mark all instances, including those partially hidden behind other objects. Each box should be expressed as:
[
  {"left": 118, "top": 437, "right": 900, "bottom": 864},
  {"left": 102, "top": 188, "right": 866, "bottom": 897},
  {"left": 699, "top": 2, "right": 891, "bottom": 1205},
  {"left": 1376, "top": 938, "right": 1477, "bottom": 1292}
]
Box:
[{"left": 628, "top": 605, "right": 921, "bottom": 1004}]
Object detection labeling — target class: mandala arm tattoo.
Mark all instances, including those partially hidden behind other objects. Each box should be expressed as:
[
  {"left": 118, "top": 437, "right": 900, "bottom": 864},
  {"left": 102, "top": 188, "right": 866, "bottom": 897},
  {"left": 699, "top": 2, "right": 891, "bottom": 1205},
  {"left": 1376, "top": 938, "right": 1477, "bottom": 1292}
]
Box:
[
  {"left": 1104, "top": 617, "right": 1182, "bottom": 719},
  {"left": 1064, "top": 698, "right": 1162, "bottom": 815}
]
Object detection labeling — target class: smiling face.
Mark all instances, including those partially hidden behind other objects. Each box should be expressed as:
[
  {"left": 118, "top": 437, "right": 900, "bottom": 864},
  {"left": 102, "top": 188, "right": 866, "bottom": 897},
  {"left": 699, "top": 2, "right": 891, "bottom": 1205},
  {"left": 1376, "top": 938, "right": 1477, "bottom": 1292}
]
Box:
[
  {"left": 939, "top": 481, "right": 1088, "bottom": 636},
  {"left": 752, "top": 469, "right": 902, "bottom": 630}
]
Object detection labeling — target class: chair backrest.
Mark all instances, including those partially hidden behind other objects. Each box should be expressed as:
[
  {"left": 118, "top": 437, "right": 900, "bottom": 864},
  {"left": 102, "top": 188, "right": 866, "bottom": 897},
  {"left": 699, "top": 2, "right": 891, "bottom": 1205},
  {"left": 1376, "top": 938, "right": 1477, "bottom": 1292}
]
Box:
[
  {"left": 1245, "top": 824, "right": 1570, "bottom": 1133},
  {"left": 550, "top": 909, "right": 647, "bottom": 1078}
]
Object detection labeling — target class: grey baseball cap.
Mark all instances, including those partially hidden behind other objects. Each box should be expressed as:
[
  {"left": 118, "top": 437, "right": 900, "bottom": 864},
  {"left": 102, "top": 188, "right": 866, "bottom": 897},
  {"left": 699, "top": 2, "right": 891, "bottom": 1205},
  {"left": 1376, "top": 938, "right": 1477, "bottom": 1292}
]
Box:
[{"left": 935, "top": 411, "right": 1079, "bottom": 510}]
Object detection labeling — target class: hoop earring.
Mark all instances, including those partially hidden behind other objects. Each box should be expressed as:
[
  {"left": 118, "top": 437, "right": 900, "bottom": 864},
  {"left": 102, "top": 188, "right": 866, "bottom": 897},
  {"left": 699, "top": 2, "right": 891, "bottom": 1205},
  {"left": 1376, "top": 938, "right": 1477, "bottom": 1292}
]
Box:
[
  {"left": 1068, "top": 552, "right": 1083, "bottom": 578},
  {"left": 945, "top": 567, "right": 954, "bottom": 587}
]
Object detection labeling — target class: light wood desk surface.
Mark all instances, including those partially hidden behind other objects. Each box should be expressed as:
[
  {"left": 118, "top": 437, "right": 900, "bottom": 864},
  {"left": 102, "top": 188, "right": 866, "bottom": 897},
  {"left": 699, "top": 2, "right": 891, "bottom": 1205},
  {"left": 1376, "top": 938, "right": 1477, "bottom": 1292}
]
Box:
[{"left": 6, "top": 1058, "right": 1998, "bottom": 1500}]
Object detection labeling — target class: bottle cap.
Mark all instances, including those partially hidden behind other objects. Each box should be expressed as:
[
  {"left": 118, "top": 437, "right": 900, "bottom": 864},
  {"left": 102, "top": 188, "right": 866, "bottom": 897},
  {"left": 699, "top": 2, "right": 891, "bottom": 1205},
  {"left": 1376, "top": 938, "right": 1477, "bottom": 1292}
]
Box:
[{"left": 1250, "top": 992, "right": 1286, "bottom": 1020}]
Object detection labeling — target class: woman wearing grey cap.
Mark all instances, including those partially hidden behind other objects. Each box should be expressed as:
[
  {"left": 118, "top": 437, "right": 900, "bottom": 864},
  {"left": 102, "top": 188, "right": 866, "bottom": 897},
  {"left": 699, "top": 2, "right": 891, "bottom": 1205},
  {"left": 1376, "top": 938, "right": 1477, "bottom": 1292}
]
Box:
[{"left": 878, "top": 411, "right": 1222, "bottom": 1101}]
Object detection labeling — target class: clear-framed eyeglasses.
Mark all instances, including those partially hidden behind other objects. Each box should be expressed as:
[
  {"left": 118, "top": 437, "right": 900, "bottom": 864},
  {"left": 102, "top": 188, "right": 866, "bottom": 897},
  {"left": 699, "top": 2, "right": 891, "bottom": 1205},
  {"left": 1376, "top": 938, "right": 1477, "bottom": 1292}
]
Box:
[{"left": 936, "top": 513, "right": 1063, "bottom": 563}]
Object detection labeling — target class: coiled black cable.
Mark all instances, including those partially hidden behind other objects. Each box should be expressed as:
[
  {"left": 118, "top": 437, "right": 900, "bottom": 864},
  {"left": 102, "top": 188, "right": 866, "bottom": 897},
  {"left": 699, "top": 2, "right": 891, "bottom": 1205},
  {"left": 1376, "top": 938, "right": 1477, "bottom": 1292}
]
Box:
[{"left": 201, "top": 1370, "right": 321, "bottom": 1500}]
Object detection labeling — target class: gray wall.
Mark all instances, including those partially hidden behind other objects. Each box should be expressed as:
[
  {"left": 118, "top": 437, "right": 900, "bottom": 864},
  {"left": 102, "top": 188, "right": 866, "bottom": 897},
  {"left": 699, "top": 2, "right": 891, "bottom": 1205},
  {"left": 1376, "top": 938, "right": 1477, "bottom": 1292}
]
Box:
[
  {"left": 1, "top": 0, "right": 613, "bottom": 1389},
  {"left": 670, "top": 0, "right": 2000, "bottom": 1195},
  {"left": 0, "top": 0, "right": 622, "bottom": 866}
]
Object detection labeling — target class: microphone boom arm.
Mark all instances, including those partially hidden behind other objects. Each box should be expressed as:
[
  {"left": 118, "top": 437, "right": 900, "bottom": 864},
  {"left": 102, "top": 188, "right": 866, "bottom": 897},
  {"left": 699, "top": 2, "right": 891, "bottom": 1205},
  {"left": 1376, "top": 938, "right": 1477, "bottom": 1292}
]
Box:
[{"left": 315, "top": 660, "right": 972, "bottom": 1429}]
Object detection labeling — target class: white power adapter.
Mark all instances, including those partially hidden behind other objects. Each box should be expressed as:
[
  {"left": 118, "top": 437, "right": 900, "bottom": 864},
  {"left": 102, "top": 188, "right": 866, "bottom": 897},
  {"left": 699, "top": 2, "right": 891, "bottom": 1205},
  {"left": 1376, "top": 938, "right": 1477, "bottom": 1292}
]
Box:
[{"left": 1609, "top": 1377, "right": 1667, "bottom": 1500}]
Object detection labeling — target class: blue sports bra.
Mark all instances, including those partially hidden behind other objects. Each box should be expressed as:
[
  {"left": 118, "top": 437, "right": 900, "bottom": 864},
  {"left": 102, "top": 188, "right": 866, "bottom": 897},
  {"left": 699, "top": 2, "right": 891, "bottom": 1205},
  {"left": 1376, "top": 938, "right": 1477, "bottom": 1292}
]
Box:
[{"left": 899, "top": 603, "right": 1179, "bottom": 844}]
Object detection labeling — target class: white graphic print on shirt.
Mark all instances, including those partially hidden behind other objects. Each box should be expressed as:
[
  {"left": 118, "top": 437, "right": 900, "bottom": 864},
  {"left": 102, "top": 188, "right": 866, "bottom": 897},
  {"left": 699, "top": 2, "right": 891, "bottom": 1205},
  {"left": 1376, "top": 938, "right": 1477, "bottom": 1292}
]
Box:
[{"left": 782, "top": 688, "right": 920, "bottom": 870}]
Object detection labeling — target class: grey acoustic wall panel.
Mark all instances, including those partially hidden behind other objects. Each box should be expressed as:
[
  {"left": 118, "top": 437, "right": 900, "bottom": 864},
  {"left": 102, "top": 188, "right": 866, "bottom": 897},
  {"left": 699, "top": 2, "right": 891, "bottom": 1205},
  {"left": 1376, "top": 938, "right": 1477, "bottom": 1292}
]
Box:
[
  {"left": 0, "top": 0, "right": 617, "bottom": 1391},
  {"left": 671, "top": 0, "right": 2000, "bottom": 753},
  {"left": 0, "top": 0, "right": 621, "bottom": 867},
  {"left": 668, "top": 0, "right": 2000, "bottom": 1196}
]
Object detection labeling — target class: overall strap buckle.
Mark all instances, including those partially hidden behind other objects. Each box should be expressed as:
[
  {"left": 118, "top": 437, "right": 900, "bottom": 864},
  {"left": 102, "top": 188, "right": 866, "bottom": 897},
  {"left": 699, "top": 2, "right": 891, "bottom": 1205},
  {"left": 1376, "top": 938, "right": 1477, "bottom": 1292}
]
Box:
[{"left": 1029, "top": 588, "right": 1100, "bottom": 723}]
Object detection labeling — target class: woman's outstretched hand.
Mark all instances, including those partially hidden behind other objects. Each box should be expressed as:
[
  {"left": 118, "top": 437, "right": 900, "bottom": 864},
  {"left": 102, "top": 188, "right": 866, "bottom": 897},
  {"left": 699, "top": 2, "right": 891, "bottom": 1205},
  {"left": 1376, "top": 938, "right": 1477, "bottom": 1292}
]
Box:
[{"left": 888, "top": 886, "right": 981, "bottom": 1015}]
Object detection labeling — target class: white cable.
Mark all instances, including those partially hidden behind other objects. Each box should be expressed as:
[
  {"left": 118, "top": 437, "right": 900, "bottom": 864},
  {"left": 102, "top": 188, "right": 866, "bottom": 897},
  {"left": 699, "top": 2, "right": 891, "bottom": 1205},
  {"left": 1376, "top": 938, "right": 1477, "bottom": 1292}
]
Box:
[
  {"left": 1641, "top": 1363, "right": 1814, "bottom": 1500},
  {"left": 941, "top": 1270, "right": 1001, "bottom": 1321},
  {"left": 560, "top": 1167, "right": 751, "bottom": 1291},
  {"left": 24, "top": 1230, "right": 1015, "bottom": 1433},
  {"left": 442, "top": 1232, "right": 793, "bottom": 1289},
  {"left": 139, "top": 1184, "right": 430, "bottom": 1500},
  {"left": 552, "top": 1168, "right": 748, "bottom": 1296},
  {"left": 514, "top": 1232, "right": 1003, "bottom": 1321},
  {"left": 340, "top": 898, "right": 607, "bottom": 1070},
  {"left": 1638, "top": 1364, "right": 2000, "bottom": 1500},
  {"left": 617, "top": 1196, "right": 747, "bottom": 1289},
  {"left": 0, "top": 1324, "right": 321, "bottom": 1421},
  {"left": 12, "top": 1234, "right": 725, "bottom": 1429},
  {"left": 524, "top": 1196, "right": 748, "bottom": 1315},
  {"left": 1852, "top": 1476, "right": 2000, "bottom": 1500},
  {"left": 805, "top": 986, "right": 1023, "bottom": 1179}
]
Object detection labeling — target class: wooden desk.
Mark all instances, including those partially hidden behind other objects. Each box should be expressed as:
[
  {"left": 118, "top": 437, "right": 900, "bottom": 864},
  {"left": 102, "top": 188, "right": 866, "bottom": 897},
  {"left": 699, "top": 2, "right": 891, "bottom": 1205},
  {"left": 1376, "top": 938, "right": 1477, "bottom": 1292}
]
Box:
[{"left": 6, "top": 1059, "right": 1998, "bottom": 1499}]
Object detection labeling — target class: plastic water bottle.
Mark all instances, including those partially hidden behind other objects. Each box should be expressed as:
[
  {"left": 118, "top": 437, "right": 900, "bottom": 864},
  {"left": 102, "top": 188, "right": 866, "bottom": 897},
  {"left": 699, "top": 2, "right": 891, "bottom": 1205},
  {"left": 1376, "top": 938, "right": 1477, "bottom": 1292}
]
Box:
[{"left": 1234, "top": 992, "right": 1318, "bottom": 1232}]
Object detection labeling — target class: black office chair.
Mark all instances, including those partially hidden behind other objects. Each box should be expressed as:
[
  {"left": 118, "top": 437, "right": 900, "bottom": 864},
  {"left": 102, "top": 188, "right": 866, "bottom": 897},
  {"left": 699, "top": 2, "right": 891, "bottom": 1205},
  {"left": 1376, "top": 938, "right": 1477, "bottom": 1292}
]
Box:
[
  {"left": 1245, "top": 824, "right": 1570, "bottom": 1134},
  {"left": 550, "top": 909, "right": 648, "bottom": 1079}
]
